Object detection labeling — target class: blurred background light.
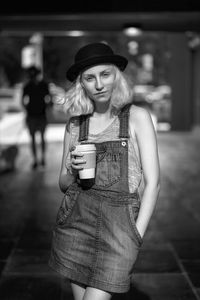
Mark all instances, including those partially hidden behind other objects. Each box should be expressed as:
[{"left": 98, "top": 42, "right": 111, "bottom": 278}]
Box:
[
  {"left": 127, "top": 40, "right": 139, "bottom": 55},
  {"left": 123, "top": 24, "right": 142, "bottom": 37},
  {"left": 65, "top": 30, "right": 86, "bottom": 37}
]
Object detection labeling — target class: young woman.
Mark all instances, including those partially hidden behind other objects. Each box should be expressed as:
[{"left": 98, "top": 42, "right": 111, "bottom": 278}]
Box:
[{"left": 49, "top": 42, "right": 160, "bottom": 300}]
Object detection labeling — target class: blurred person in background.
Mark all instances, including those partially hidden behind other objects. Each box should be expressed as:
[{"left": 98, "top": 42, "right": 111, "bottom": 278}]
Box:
[{"left": 21, "top": 65, "right": 52, "bottom": 169}]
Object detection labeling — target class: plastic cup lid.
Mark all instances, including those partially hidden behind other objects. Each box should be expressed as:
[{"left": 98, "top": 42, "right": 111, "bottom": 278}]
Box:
[{"left": 76, "top": 144, "right": 96, "bottom": 151}]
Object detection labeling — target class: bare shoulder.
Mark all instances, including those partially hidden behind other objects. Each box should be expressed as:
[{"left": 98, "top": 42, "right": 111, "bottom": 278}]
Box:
[{"left": 129, "top": 104, "right": 152, "bottom": 128}]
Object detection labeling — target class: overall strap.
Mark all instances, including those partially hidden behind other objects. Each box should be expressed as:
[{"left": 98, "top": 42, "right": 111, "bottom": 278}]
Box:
[
  {"left": 118, "top": 104, "right": 131, "bottom": 138},
  {"left": 78, "top": 114, "right": 90, "bottom": 142}
]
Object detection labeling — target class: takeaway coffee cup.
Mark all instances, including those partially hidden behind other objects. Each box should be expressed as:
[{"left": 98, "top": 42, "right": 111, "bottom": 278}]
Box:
[{"left": 75, "top": 144, "right": 96, "bottom": 179}]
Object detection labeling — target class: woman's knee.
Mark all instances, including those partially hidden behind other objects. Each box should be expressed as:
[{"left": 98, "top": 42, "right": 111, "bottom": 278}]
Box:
[
  {"left": 70, "top": 280, "right": 86, "bottom": 300},
  {"left": 83, "top": 287, "right": 113, "bottom": 300}
]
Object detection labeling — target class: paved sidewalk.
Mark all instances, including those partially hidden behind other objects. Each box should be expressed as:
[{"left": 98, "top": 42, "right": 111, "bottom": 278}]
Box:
[{"left": 0, "top": 128, "right": 200, "bottom": 300}]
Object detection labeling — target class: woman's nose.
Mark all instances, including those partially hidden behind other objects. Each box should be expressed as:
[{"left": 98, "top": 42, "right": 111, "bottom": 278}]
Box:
[{"left": 95, "top": 78, "right": 103, "bottom": 90}]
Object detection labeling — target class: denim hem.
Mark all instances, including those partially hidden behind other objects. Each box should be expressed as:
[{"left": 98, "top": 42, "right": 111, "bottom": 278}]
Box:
[{"left": 48, "top": 258, "right": 130, "bottom": 294}]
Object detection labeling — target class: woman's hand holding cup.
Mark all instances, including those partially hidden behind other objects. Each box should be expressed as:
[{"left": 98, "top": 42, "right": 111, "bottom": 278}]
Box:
[
  {"left": 70, "top": 146, "right": 86, "bottom": 175},
  {"left": 69, "top": 144, "right": 96, "bottom": 179}
]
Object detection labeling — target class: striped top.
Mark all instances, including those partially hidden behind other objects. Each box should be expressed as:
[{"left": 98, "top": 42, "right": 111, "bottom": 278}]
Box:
[{"left": 67, "top": 116, "right": 143, "bottom": 194}]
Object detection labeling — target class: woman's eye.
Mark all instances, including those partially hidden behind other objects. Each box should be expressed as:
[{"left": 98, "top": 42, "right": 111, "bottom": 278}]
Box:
[
  {"left": 103, "top": 72, "right": 110, "bottom": 77},
  {"left": 85, "top": 77, "right": 93, "bottom": 81}
]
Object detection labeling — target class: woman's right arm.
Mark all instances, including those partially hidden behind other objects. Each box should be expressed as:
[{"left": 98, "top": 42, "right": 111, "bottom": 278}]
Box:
[{"left": 59, "top": 121, "right": 76, "bottom": 193}]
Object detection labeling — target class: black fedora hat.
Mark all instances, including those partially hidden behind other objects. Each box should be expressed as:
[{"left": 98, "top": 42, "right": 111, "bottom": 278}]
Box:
[{"left": 66, "top": 42, "right": 128, "bottom": 82}]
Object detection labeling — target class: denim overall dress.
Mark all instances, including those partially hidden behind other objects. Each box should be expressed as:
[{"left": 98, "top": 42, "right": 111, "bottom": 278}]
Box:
[{"left": 49, "top": 104, "right": 143, "bottom": 293}]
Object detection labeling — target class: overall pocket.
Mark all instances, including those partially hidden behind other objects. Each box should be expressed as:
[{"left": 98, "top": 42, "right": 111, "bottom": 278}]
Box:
[
  {"left": 127, "top": 204, "right": 143, "bottom": 246},
  {"left": 56, "top": 190, "right": 78, "bottom": 226},
  {"left": 95, "top": 151, "right": 122, "bottom": 187}
]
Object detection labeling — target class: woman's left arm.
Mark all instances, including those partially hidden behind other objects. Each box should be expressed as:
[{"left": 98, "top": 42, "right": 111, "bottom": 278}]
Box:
[{"left": 130, "top": 106, "right": 160, "bottom": 238}]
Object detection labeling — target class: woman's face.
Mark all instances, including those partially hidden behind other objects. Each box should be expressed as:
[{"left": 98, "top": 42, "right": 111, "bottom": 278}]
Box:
[{"left": 81, "top": 64, "right": 116, "bottom": 104}]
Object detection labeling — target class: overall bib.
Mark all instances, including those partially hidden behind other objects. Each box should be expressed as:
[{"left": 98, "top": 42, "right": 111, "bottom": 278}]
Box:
[{"left": 49, "top": 104, "right": 143, "bottom": 293}]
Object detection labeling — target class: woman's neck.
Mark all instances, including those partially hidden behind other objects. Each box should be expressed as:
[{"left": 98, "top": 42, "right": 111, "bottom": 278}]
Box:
[
  {"left": 93, "top": 100, "right": 111, "bottom": 116},
  {"left": 92, "top": 110, "right": 112, "bottom": 120}
]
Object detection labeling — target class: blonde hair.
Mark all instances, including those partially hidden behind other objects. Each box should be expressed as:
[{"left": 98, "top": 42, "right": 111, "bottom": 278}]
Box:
[{"left": 60, "top": 65, "right": 133, "bottom": 118}]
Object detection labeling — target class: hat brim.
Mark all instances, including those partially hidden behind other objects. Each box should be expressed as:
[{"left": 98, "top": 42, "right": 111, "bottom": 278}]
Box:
[{"left": 66, "top": 55, "right": 128, "bottom": 82}]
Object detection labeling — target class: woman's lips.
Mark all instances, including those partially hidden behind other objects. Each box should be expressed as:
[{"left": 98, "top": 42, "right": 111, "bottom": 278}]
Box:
[{"left": 94, "top": 91, "right": 107, "bottom": 95}]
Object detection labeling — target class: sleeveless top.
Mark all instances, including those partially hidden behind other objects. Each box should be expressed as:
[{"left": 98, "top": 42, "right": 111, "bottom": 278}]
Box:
[{"left": 66, "top": 115, "right": 143, "bottom": 194}]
